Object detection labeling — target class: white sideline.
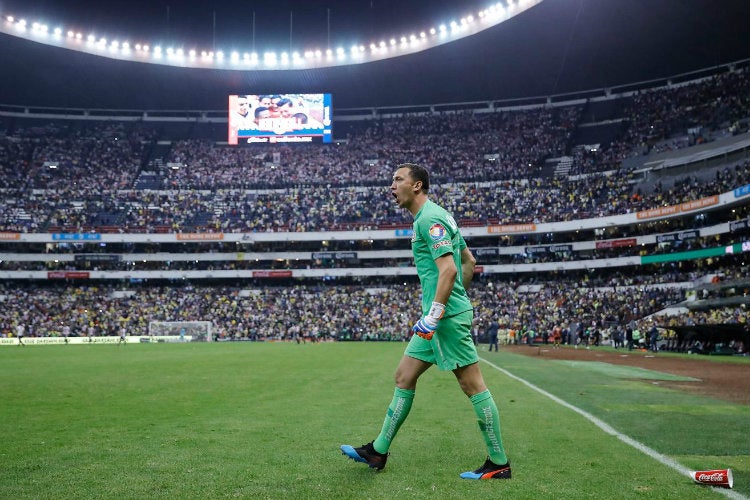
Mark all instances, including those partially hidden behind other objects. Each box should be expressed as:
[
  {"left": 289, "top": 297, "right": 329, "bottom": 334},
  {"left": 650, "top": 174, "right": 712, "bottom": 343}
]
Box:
[{"left": 480, "top": 357, "right": 748, "bottom": 500}]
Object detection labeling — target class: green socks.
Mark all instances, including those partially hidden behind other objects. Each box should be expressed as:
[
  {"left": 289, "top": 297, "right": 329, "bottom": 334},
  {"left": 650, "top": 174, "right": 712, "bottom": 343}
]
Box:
[
  {"left": 371, "top": 387, "right": 506, "bottom": 464},
  {"left": 470, "top": 389, "right": 508, "bottom": 465},
  {"left": 373, "top": 387, "right": 415, "bottom": 454}
]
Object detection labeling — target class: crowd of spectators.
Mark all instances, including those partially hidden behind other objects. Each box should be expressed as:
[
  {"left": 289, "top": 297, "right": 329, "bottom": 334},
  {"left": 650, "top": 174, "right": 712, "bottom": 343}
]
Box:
[
  {"left": 0, "top": 276, "right": 702, "bottom": 342},
  {"left": 0, "top": 67, "right": 748, "bottom": 234},
  {"left": 1, "top": 67, "right": 749, "bottom": 349},
  {"left": 0, "top": 160, "right": 747, "bottom": 234}
]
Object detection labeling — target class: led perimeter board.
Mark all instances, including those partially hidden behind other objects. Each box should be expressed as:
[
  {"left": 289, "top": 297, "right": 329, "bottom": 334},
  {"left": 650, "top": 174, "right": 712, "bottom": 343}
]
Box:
[{"left": 228, "top": 93, "right": 332, "bottom": 145}]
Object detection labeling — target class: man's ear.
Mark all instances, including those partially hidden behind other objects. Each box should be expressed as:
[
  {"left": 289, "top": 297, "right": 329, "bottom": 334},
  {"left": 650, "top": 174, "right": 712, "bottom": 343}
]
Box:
[{"left": 413, "top": 180, "right": 422, "bottom": 193}]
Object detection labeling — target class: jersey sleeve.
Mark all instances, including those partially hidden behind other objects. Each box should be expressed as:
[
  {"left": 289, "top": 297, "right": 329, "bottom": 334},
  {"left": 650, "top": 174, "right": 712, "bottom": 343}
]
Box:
[
  {"left": 420, "top": 213, "right": 455, "bottom": 260},
  {"left": 457, "top": 232, "right": 467, "bottom": 251}
]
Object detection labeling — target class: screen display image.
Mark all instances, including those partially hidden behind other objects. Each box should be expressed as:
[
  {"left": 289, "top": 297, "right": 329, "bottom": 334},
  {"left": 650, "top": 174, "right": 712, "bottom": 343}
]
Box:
[{"left": 228, "top": 93, "right": 332, "bottom": 145}]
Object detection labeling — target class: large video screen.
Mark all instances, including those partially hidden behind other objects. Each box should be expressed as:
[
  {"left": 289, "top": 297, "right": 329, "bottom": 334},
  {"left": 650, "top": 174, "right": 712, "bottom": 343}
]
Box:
[{"left": 228, "top": 93, "right": 332, "bottom": 145}]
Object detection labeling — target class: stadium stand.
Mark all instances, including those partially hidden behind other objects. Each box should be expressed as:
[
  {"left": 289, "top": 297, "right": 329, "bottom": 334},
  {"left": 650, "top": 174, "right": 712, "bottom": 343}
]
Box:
[{"left": 0, "top": 62, "right": 748, "bottom": 353}]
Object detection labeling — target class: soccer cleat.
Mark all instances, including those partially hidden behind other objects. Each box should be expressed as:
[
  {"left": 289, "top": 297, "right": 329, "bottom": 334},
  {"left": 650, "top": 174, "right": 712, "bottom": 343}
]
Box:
[
  {"left": 459, "top": 458, "right": 512, "bottom": 480},
  {"left": 340, "top": 441, "right": 388, "bottom": 471}
]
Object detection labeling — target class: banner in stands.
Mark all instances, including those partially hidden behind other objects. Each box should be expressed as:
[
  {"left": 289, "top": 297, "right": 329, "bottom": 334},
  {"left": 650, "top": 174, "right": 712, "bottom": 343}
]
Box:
[
  {"left": 549, "top": 244, "right": 573, "bottom": 252},
  {"left": 0, "top": 233, "right": 20, "bottom": 240},
  {"left": 176, "top": 233, "right": 224, "bottom": 241},
  {"left": 488, "top": 224, "right": 537, "bottom": 234},
  {"left": 74, "top": 254, "right": 122, "bottom": 262},
  {"left": 729, "top": 218, "right": 749, "bottom": 231},
  {"left": 312, "top": 252, "right": 357, "bottom": 260},
  {"left": 656, "top": 230, "right": 699, "bottom": 243},
  {"left": 641, "top": 245, "right": 726, "bottom": 264},
  {"left": 637, "top": 195, "right": 719, "bottom": 220},
  {"left": 252, "top": 270, "right": 293, "bottom": 278},
  {"left": 680, "top": 195, "right": 719, "bottom": 212},
  {"left": 726, "top": 241, "right": 750, "bottom": 254},
  {"left": 525, "top": 244, "right": 573, "bottom": 254},
  {"left": 47, "top": 271, "right": 90, "bottom": 279},
  {"left": 474, "top": 247, "right": 499, "bottom": 256},
  {"left": 596, "top": 238, "right": 637, "bottom": 249},
  {"left": 734, "top": 184, "right": 750, "bottom": 198},
  {"left": 52, "top": 233, "right": 101, "bottom": 241},
  {"left": 636, "top": 205, "right": 680, "bottom": 220}
]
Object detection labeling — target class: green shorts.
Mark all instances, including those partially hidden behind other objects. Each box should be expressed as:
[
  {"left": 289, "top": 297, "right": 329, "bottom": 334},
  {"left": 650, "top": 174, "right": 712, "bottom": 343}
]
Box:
[{"left": 404, "top": 310, "right": 478, "bottom": 371}]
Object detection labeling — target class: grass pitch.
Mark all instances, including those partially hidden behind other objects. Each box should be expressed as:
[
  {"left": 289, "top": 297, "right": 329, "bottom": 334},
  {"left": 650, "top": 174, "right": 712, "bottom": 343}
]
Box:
[{"left": 0, "top": 342, "right": 747, "bottom": 499}]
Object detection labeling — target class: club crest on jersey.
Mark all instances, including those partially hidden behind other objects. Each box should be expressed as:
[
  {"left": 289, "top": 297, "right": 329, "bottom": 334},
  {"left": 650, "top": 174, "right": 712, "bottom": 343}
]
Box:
[{"left": 429, "top": 223, "right": 446, "bottom": 241}]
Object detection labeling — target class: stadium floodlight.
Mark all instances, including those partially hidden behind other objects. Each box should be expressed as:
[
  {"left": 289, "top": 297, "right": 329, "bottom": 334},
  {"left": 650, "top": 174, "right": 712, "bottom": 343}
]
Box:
[
  {"left": 264, "top": 52, "right": 277, "bottom": 67},
  {"left": 0, "top": 1, "right": 543, "bottom": 69}
]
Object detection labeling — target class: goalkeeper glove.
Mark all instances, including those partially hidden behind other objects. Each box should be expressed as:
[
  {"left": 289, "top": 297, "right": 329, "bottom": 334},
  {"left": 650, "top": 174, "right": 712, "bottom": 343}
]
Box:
[{"left": 412, "top": 302, "right": 445, "bottom": 341}]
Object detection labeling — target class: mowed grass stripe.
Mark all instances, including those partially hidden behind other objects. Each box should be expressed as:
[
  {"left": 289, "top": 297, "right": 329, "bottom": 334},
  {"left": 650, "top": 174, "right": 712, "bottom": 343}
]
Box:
[
  {"left": 0, "top": 342, "right": 743, "bottom": 499},
  {"left": 552, "top": 360, "right": 700, "bottom": 381}
]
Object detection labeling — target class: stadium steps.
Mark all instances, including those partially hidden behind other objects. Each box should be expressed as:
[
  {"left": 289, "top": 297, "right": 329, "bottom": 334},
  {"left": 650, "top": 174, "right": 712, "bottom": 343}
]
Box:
[
  {"left": 133, "top": 170, "right": 164, "bottom": 189},
  {"left": 542, "top": 156, "right": 574, "bottom": 178}
]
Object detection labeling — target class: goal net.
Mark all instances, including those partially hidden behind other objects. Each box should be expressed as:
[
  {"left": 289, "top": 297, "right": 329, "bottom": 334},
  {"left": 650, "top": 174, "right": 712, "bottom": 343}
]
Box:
[{"left": 147, "top": 321, "right": 213, "bottom": 342}]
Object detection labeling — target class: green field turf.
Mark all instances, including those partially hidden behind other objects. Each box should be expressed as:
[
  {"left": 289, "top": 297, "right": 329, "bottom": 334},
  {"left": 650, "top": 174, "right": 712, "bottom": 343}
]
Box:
[{"left": 0, "top": 342, "right": 747, "bottom": 499}]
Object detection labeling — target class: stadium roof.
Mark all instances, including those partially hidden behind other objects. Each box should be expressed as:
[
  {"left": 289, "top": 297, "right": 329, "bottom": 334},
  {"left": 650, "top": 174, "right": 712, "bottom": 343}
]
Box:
[{"left": 1, "top": 0, "right": 749, "bottom": 110}]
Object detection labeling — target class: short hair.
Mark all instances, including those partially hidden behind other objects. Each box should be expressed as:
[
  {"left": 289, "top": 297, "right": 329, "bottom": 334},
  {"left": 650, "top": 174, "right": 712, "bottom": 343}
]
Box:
[
  {"left": 398, "top": 163, "right": 430, "bottom": 193},
  {"left": 254, "top": 106, "right": 270, "bottom": 118}
]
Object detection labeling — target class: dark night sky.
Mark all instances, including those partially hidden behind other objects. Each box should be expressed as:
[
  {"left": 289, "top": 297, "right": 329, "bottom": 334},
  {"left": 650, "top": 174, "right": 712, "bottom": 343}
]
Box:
[{"left": 0, "top": 0, "right": 749, "bottom": 110}]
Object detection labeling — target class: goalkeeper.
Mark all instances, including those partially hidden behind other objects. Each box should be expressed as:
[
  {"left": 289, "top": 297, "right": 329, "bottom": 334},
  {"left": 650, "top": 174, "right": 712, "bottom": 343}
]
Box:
[{"left": 341, "top": 163, "right": 511, "bottom": 480}]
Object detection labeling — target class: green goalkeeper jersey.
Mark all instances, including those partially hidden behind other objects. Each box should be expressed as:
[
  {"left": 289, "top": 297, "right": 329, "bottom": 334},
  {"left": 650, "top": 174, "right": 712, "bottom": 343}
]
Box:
[{"left": 411, "top": 199, "right": 473, "bottom": 318}]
